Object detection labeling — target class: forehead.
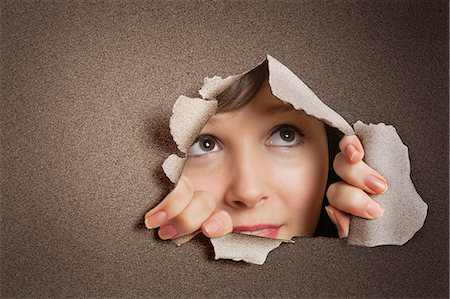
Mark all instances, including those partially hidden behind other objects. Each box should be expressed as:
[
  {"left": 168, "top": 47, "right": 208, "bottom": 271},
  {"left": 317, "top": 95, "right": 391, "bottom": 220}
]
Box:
[{"left": 210, "top": 80, "right": 308, "bottom": 124}]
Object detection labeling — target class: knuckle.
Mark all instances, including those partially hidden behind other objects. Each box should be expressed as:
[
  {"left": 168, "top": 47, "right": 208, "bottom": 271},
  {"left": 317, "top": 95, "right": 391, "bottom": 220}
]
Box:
[
  {"left": 174, "top": 213, "right": 198, "bottom": 233},
  {"left": 346, "top": 204, "right": 359, "bottom": 216},
  {"left": 171, "top": 177, "right": 193, "bottom": 199},
  {"left": 333, "top": 153, "right": 346, "bottom": 173},
  {"left": 346, "top": 189, "right": 368, "bottom": 215},
  {"left": 163, "top": 192, "right": 192, "bottom": 217},
  {"left": 163, "top": 200, "right": 185, "bottom": 219},
  {"left": 326, "top": 182, "right": 341, "bottom": 201},
  {"left": 194, "top": 191, "right": 216, "bottom": 212},
  {"left": 345, "top": 162, "right": 361, "bottom": 180}
]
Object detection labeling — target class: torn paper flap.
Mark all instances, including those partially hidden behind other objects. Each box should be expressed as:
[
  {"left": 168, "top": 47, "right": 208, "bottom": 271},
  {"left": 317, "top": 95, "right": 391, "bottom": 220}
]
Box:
[
  {"left": 199, "top": 74, "right": 245, "bottom": 100},
  {"left": 162, "top": 154, "right": 186, "bottom": 184},
  {"left": 169, "top": 95, "right": 218, "bottom": 154},
  {"left": 162, "top": 54, "right": 428, "bottom": 264},
  {"left": 348, "top": 121, "right": 428, "bottom": 246},
  {"left": 267, "top": 54, "right": 354, "bottom": 136},
  {"left": 210, "top": 233, "right": 293, "bottom": 265},
  {"left": 173, "top": 232, "right": 201, "bottom": 247}
]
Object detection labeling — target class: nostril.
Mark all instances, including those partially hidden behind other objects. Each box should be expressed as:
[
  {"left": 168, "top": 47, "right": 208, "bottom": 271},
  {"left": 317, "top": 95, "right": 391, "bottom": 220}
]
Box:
[
  {"left": 233, "top": 201, "right": 247, "bottom": 208},
  {"left": 232, "top": 198, "right": 267, "bottom": 208}
]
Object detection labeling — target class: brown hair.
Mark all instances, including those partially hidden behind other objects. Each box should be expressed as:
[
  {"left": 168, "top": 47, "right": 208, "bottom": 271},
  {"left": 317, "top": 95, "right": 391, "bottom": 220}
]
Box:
[
  {"left": 215, "top": 59, "right": 341, "bottom": 237},
  {"left": 217, "top": 60, "right": 269, "bottom": 112}
]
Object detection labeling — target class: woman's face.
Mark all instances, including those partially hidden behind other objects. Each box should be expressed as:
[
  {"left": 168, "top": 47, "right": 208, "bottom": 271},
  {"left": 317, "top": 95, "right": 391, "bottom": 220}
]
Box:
[{"left": 181, "top": 80, "right": 329, "bottom": 240}]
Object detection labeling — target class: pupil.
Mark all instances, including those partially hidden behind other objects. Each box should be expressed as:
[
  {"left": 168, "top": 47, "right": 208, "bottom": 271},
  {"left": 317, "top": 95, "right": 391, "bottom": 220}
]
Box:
[
  {"left": 280, "top": 128, "right": 295, "bottom": 142},
  {"left": 200, "top": 137, "right": 214, "bottom": 151}
]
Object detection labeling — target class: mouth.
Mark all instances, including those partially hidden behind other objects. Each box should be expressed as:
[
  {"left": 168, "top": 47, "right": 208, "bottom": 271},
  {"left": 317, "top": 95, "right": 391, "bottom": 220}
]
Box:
[{"left": 233, "top": 224, "right": 282, "bottom": 239}]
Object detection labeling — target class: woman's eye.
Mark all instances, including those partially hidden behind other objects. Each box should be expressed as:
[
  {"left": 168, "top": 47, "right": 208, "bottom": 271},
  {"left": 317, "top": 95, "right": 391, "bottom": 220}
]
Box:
[
  {"left": 188, "top": 135, "right": 220, "bottom": 156},
  {"left": 268, "top": 125, "right": 302, "bottom": 147}
]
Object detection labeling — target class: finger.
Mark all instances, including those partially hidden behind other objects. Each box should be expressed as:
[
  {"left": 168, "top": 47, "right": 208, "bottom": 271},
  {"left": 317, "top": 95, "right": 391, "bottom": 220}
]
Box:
[
  {"left": 201, "top": 210, "right": 234, "bottom": 238},
  {"left": 333, "top": 152, "right": 388, "bottom": 195},
  {"left": 339, "top": 135, "right": 364, "bottom": 163},
  {"left": 327, "top": 181, "right": 384, "bottom": 219},
  {"left": 325, "top": 205, "right": 350, "bottom": 238},
  {"left": 158, "top": 190, "right": 217, "bottom": 239},
  {"left": 144, "top": 176, "right": 194, "bottom": 229}
]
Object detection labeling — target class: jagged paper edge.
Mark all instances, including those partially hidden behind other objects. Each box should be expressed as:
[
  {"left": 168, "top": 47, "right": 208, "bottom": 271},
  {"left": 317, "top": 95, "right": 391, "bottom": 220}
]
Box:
[
  {"left": 161, "top": 54, "right": 428, "bottom": 264},
  {"left": 170, "top": 96, "right": 218, "bottom": 154},
  {"left": 210, "top": 234, "right": 294, "bottom": 265},
  {"left": 347, "top": 121, "right": 428, "bottom": 246},
  {"left": 266, "top": 54, "right": 354, "bottom": 136}
]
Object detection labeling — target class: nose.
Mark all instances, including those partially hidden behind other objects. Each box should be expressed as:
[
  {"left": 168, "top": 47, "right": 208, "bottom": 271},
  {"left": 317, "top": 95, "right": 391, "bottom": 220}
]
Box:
[{"left": 223, "top": 150, "right": 268, "bottom": 209}]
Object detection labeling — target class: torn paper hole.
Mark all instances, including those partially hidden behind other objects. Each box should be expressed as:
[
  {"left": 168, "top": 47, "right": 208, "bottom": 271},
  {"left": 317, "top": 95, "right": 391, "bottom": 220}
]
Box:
[{"left": 161, "top": 54, "right": 427, "bottom": 264}]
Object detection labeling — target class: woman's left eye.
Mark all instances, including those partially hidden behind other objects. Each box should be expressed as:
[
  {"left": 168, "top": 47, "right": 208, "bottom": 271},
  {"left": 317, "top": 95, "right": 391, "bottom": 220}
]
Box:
[{"left": 268, "top": 125, "right": 302, "bottom": 147}]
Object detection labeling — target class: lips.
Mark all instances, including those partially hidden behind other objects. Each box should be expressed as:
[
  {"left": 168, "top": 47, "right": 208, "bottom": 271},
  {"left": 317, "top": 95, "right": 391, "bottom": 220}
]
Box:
[{"left": 233, "top": 224, "right": 282, "bottom": 239}]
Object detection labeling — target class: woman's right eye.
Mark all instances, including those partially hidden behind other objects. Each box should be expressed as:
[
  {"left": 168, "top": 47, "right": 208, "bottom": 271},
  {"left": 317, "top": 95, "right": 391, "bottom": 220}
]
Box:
[{"left": 188, "top": 135, "right": 221, "bottom": 157}]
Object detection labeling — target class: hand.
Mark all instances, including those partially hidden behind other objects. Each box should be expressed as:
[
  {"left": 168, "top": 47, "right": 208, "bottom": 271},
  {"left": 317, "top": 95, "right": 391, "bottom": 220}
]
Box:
[
  {"left": 144, "top": 176, "right": 233, "bottom": 240},
  {"left": 326, "top": 135, "right": 388, "bottom": 238}
]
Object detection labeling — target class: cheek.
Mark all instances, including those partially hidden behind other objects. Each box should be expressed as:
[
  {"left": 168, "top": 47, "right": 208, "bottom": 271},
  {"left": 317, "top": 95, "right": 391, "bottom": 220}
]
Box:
[
  {"left": 268, "top": 149, "right": 328, "bottom": 229},
  {"left": 181, "top": 158, "right": 228, "bottom": 198},
  {"left": 270, "top": 156, "right": 327, "bottom": 202}
]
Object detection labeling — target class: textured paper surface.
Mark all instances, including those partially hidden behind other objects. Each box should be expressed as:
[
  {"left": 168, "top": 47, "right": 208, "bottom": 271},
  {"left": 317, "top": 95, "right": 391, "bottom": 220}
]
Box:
[
  {"left": 210, "top": 234, "right": 293, "bottom": 265},
  {"left": 162, "top": 96, "right": 217, "bottom": 184},
  {"left": 170, "top": 96, "right": 218, "bottom": 154},
  {"left": 163, "top": 54, "right": 428, "bottom": 264},
  {"left": 199, "top": 74, "right": 246, "bottom": 100},
  {"left": 2, "top": 1, "right": 446, "bottom": 297},
  {"left": 348, "top": 122, "right": 428, "bottom": 246},
  {"left": 267, "top": 55, "right": 354, "bottom": 136}
]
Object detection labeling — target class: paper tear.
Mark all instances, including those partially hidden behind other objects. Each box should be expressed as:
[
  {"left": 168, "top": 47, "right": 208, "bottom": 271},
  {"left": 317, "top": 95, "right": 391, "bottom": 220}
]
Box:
[
  {"left": 199, "top": 74, "right": 245, "bottom": 100},
  {"left": 172, "top": 232, "right": 201, "bottom": 246},
  {"left": 267, "top": 55, "right": 354, "bottom": 136},
  {"left": 210, "top": 233, "right": 293, "bottom": 265},
  {"left": 161, "top": 54, "right": 428, "bottom": 265},
  {"left": 170, "top": 95, "right": 218, "bottom": 154},
  {"left": 347, "top": 121, "right": 428, "bottom": 246},
  {"left": 162, "top": 154, "right": 186, "bottom": 184}
]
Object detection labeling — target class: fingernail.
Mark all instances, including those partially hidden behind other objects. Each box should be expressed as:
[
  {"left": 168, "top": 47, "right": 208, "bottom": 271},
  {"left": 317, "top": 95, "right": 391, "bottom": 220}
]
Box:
[
  {"left": 158, "top": 224, "right": 177, "bottom": 239},
  {"left": 365, "top": 201, "right": 384, "bottom": 219},
  {"left": 145, "top": 211, "right": 167, "bottom": 229},
  {"left": 365, "top": 174, "right": 388, "bottom": 194},
  {"left": 204, "top": 220, "right": 220, "bottom": 235},
  {"left": 344, "top": 144, "right": 358, "bottom": 162}
]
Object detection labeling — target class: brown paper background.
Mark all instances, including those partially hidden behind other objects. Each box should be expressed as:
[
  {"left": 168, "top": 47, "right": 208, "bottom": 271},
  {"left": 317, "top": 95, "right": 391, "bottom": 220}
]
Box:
[{"left": 1, "top": 0, "right": 448, "bottom": 297}]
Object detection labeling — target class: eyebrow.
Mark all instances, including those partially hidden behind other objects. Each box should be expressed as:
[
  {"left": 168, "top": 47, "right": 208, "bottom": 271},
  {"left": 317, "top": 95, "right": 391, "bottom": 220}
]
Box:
[
  {"left": 206, "top": 116, "right": 223, "bottom": 126},
  {"left": 206, "top": 102, "right": 301, "bottom": 127},
  {"left": 262, "top": 103, "right": 298, "bottom": 116}
]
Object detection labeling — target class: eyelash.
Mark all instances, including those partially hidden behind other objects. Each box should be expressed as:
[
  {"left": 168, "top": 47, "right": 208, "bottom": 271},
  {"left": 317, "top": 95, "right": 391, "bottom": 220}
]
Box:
[
  {"left": 189, "top": 124, "right": 304, "bottom": 157},
  {"left": 188, "top": 134, "right": 222, "bottom": 158},
  {"left": 267, "top": 124, "right": 305, "bottom": 148}
]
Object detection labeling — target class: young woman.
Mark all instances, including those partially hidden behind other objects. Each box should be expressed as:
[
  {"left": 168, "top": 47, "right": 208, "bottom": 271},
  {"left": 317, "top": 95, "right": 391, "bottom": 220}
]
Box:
[{"left": 144, "top": 60, "right": 388, "bottom": 240}]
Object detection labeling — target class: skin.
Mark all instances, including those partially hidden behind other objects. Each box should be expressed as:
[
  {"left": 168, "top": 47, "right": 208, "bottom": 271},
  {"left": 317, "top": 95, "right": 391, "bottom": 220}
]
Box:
[{"left": 144, "top": 80, "right": 388, "bottom": 240}]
